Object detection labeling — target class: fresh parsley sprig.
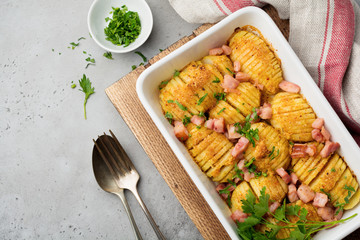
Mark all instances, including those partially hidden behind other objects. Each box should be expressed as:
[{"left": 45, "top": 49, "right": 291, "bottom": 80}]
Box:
[{"left": 78, "top": 74, "right": 95, "bottom": 119}]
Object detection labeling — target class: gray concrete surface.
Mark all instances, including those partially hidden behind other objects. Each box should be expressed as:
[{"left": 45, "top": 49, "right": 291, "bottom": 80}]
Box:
[{"left": 0, "top": 0, "right": 201, "bottom": 239}]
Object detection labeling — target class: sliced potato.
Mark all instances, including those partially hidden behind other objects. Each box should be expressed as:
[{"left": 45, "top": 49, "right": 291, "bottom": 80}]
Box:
[
  {"left": 202, "top": 55, "right": 234, "bottom": 76},
  {"left": 249, "top": 172, "right": 288, "bottom": 202},
  {"left": 244, "top": 122, "right": 291, "bottom": 172},
  {"left": 231, "top": 181, "right": 254, "bottom": 212},
  {"left": 229, "top": 29, "right": 283, "bottom": 94},
  {"left": 329, "top": 167, "right": 359, "bottom": 206},
  {"left": 270, "top": 92, "right": 316, "bottom": 142},
  {"left": 208, "top": 100, "right": 245, "bottom": 125}
]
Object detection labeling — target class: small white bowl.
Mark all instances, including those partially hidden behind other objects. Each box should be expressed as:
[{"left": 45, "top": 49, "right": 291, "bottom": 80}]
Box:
[{"left": 88, "top": 0, "right": 153, "bottom": 53}]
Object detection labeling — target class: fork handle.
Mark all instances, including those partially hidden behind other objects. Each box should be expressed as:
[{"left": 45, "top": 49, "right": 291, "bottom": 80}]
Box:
[
  {"left": 130, "top": 188, "right": 166, "bottom": 240},
  {"left": 115, "top": 190, "right": 143, "bottom": 240}
]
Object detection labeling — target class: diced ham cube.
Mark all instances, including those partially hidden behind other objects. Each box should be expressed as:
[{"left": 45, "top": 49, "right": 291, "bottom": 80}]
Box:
[
  {"left": 334, "top": 207, "right": 343, "bottom": 220},
  {"left": 269, "top": 201, "right": 281, "bottom": 213},
  {"left": 205, "top": 119, "right": 215, "bottom": 129},
  {"left": 276, "top": 168, "right": 291, "bottom": 184},
  {"left": 320, "top": 141, "right": 340, "bottom": 158},
  {"left": 222, "top": 74, "right": 239, "bottom": 89},
  {"left": 233, "top": 61, "right": 241, "bottom": 72},
  {"left": 237, "top": 159, "right": 245, "bottom": 170},
  {"left": 259, "top": 103, "right": 272, "bottom": 119},
  {"left": 297, "top": 184, "right": 315, "bottom": 203},
  {"left": 243, "top": 167, "right": 255, "bottom": 182},
  {"left": 312, "top": 128, "right": 325, "bottom": 142},
  {"left": 227, "top": 124, "right": 241, "bottom": 140},
  {"left": 312, "top": 118, "right": 324, "bottom": 129},
  {"left": 222, "top": 45, "right": 232, "bottom": 55},
  {"left": 213, "top": 118, "right": 225, "bottom": 133},
  {"left": 215, "top": 183, "right": 228, "bottom": 199},
  {"left": 231, "top": 137, "right": 250, "bottom": 158},
  {"left": 235, "top": 72, "right": 251, "bottom": 82},
  {"left": 291, "top": 144, "right": 308, "bottom": 158},
  {"left": 173, "top": 121, "right": 189, "bottom": 141},
  {"left": 230, "top": 210, "right": 248, "bottom": 222},
  {"left": 288, "top": 184, "right": 299, "bottom": 203},
  {"left": 317, "top": 207, "right": 334, "bottom": 221},
  {"left": 209, "top": 47, "right": 223, "bottom": 56},
  {"left": 321, "top": 126, "right": 331, "bottom": 141},
  {"left": 290, "top": 172, "right": 298, "bottom": 185},
  {"left": 279, "top": 80, "right": 301, "bottom": 93},
  {"left": 190, "top": 115, "right": 205, "bottom": 126},
  {"left": 306, "top": 144, "right": 317, "bottom": 156},
  {"left": 313, "top": 192, "right": 329, "bottom": 208},
  {"left": 254, "top": 80, "right": 264, "bottom": 90}
]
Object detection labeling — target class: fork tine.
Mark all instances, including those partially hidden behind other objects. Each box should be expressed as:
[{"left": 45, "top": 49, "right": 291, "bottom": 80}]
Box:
[
  {"left": 98, "top": 135, "right": 126, "bottom": 176},
  {"left": 109, "top": 130, "right": 137, "bottom": 171},
  {"left": 93, "top": 139, "right": 119, "bottom": 180},
  {"left": 102, "top": 133, "right": 131, "bottom": 173}
]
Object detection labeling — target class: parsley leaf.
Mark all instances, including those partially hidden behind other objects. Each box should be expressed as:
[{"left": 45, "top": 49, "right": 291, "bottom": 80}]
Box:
[
  {"left": 86, "top": 57, "right": 95, "bottom": 63},
  {"left": 164, "top": 112, "right": 173, "bottom": 124},
  {"left": 182, "top": 115, "right": 191, "bottom": 126},
  {"left": 103, "top": 52, "right": 114, "bottom": 59},
  {"left": 197, "top": 93, "right": 208, "bottom": 105},
  {"left": 226, "top": 67, "right": 235, "bottom": 75},
  {"left": 175, "top": 100, "right": 187, "bottom": 111},
  {"left": 212, "top": 77, "right": 220, "bottom": 83},
  {"left": 78, "top": 37, "right": 86, "bottom": 41},
  {"left": 158, "top": 80, "right": 169, "bottom": 90},
  {"left": 214, "top": 92, "right": 226, "bottom": 102},
  {"left": 104, "top": 5, "right": 141, "bottom": 47},
  {"left": 78, "top": 74, "right": 95, "bottom": 119},
  {"left": 217, "top": 108, "right": 226, "bottom": 115},
  {"left": 173, "top": 70, "right": 180, "bottom": 77},
  {"left": 135, "top": 51, "right": 147, "bottom": 62}
]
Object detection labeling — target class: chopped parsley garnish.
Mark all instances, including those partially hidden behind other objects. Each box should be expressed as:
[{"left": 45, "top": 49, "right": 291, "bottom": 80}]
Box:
[
  {"left": 269, "top": 147, "right": 280, "bottom": 160},
  {"left": 78, "top": 74, "right": 95, "bottom": 120},
  {"left": 70, "top": 42, "right": 79, "bottom": 49},
  {"left": 262, "top": 172, "right": 268, "bottom": 177},
  {"left": 167, "top": 100, "right": 174, "bottom": 103},
  {"left": 198, "top": 111, "right": 205, "bottom": 117},
  {"left": 212, "top": 77, "right": 220, "bottom": 83},
  {"left": 245, "top": 158, "right": 255, "bottom": 168},
  {"left": 135, "top": 51, "right": 147, "bottom": 63},
  {"left": 217, "top": 108, "right": 226, "bottom": 115},
  {"left": 175, "top": 100, "right": 187, "bottom": 111},
  {"left": 214, "top": 92, "right": 226, "bottom": 102},
  {"left": 197, "top": 93, "right": 208, "bottom": 105},
  {"left": 132, "top": 65, "right": 137, "bottom": 70},
  {"left": 78, "top": 37, "right": 86, "bottom": 41},
  {"left": 236, "top": 108, "right": 240, "bottom": 113},
  {"left": 334, "top": 185, "right": 355, "bottom": 215},
  {"left": 331, "top": 168, "right": 336, "bottom": 172},
  {"left": 104, "top": 5, "right": 141, "bottom": 47},
  {"left": 289, "top": 141, "right": 294, "bottom": 146},
  {"left": 234, "top": 109, "right": 259, "bottom": 147},
  {"left": 158, "top": 80, "right": 169, "bottom": 90},
  {"left": 83, "top": 51, "right": 87, "bottom": 54},
  {"left": 196, "top": 125, "right": 201, "bottom": 129},
  {"left": 226, "top": 67, "right": 235, "bottom": 75},
  {"left": 182, "top": 115, "right": 191, "bottom": 126},
  {"left": 71, "top": 84, "right": 76, "bottom": 89},
  {"left": 308, "top": 168, "right": 316, "bottom": 172},
  {"left": 233, "top": 163, "right": 244, "bottom": 180},
  {"left": 164, "top": 112, "right": 173, "bottom": 124},
  {"left": 86, "top": 57, "right": 95, "bottom": 63},
  {"left": 103, "top": 52, "right": 114, "bottom": 59},
  {"left": 159, "top": 49, "right": 164, "bottom": 52},
  {"left": 236, "top": 187, "right": 357, "bottom": 240},
  {"left": 52, "top": 49, "right": 54, "bottom": 52},
  {"left": 173, "top": 70, "right": 180, "bottom": 77}
]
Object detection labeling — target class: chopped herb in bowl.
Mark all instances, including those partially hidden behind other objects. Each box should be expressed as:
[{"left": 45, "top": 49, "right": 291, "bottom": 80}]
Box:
[{"left": 104, "top": 5, "right": 141, "bottom": 47}]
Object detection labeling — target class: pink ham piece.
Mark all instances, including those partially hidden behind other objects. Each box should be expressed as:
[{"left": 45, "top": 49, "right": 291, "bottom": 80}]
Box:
[
  {"left": 312, "top": 118, "right": 324, "bottom": 129},
  {"left": 233, "top": 61, "right": 241, "bottom": 72},
  {"left": 312, "top": 128, "right": 325, "bottom": 142},
  {"left": 209, "top": 47, "right": 223, "bottom": 56},
  {"left": 290, "top": 172, "right": 298, "bottom": 185},
  {"left": 173, "top": 121, "right": 189, "bottom": 141},
  {"left": 213, "top": 118, "right": 225, "bottom": 133},
  {"left": 320, "top": 141, "right": 340, "bottom": 158},
  {"left": 190, "top": 115, "right": 205, "bottom": 126},
  {"left": 235, "top": 72, "right": 251, "bottom": 82},
  {"left": 313, "top": 192, "right": 329, "bottom": 208},
  {"left": 279, "top": 80, "right": 301, "bottom": 93},
  {"left": 321, "top": 126, "right": 331, "bottom": 141},
  {"left": 297, "top": 184, "right": 315, "bottom": 203},
  {"left": 335, "top": 208, "right": 344, "bottom": 220},
  {"left": 231, "top": 137, "right": 250, "bottom": 158},
  {"left": 291, "top": 144, "right": 308, "bottom": 158},
  {"left": 205, "top": 119, "right": 215, "bottom": 129},
  {"left": 276, "top": 168, "right": 291, "bottom": 184},
  {"left": 222, "top": 74, "right": 239, "bottom": 89},
  {"left": 215, "top": 183, "right": 228, "bottom": 199},
  {"left": 259, "top": 103, "right": 272, "bottom": 119},
  {"left": 222, "top": 45, "right": 232, "bottom": 55},
  {"left": 254, "top": 81, "right": 264, "bottom": 90},
  {"left": 230, "top": 210, "right": 248, "bottom": 222},
  {"left": 237, "top": 159, "right": 245, "bottom": 170},
  {"left": 305, "top": 144, "right": 317, "bottom": 156},
  {"left": 269, "top": 201, "right": 281, "bottom": 213},
  {"left": 243, "top": 167, "right": 255, "bottom": 182},
  {"left": 227, "top": 124, "right": 241, "bottom": 140},
  {"left": 317, "top": 207, "right": 334, "bottom": 221},
  {"left": 288, "top": 184, "right": 299, "bottom": 203}
]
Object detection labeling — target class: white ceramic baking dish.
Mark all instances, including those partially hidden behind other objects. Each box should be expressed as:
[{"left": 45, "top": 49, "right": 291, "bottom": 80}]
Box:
[{"left": 136, "top": 6, "right": 360, "bottom": 239}]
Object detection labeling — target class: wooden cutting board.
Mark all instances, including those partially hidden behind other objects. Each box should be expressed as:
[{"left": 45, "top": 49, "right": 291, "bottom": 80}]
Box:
[{"left": 105, "top": 5, "right": 358, "bottom": 240}]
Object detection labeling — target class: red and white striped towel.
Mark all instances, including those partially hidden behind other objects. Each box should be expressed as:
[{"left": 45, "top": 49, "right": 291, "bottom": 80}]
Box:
[{"left": 169, "top": 0, "right": 360, "bottom": 146}]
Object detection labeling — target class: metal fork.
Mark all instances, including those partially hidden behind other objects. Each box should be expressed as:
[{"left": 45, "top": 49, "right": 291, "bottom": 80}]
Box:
[{"left": 93, "top": 130, "right": 166, "bottom": 240}]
